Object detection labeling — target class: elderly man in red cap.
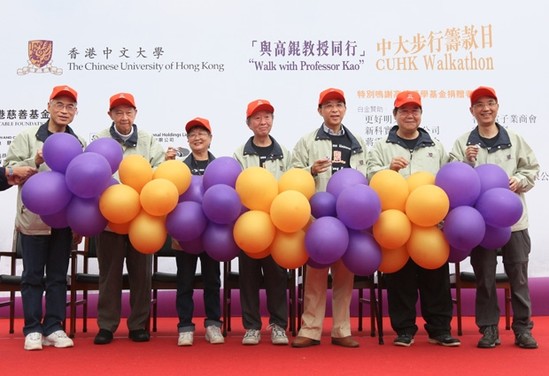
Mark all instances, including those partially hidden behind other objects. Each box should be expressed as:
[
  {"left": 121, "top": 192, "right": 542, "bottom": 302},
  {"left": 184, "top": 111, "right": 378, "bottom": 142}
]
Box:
[
  {"left": 4, "top": 85, "right": 85, "bottom": 350},
  {"left": 291, "top": 88, "right": 367, "bottom": 348},
  {"left": 367, "top": 90, "right": 460, "bottom": 348},
  {"left": 93, "top": 92, "right": 166, "bottom": 345},
  {"left": 450, "top": 86, "right": 540, "bottom": 349}
]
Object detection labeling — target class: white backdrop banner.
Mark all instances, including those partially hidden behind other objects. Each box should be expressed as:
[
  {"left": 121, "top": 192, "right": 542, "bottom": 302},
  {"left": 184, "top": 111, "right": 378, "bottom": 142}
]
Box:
[{"left": 1, "top": 0, "right": 547, "bottom": 276}]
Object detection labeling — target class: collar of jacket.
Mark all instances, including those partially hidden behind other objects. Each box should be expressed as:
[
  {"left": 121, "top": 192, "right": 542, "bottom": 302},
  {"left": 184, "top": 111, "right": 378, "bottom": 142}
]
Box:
[
  {"left": 242, "top": 135, "right": 284, "bottom": 160},
  {"left": 466, "top": 122, "right": 511, "bottom": 153},
  {"left": 109, "top": 123, "right": 138, "bottom": 147},
  {"left": 36, "top": 120, "right": 83, "bottom": 147},
  {"left": 314, "top": 124, "right": 363, "bottom": 154},
  {"left": 183, "top": 151, "right": 216, "bottom": 175},
  {"left": 386, "top": 125, "right": 435, "bottom": 150}
]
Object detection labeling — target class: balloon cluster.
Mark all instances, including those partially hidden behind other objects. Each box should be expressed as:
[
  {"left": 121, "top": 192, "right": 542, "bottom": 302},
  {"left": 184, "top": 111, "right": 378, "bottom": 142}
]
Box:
[
  {"left": 368, "top": 170, "right": 450, "bottom": 272},
  {"left": 21, "top": 133, "right": 123, "bottom": 237},
  {"left": 436, "top": 161, "right": 521, "bottom": 263},
  {"left": 307, "top": 169, "right": 382, "bottom": 276},
  {"left": 100, "top": 156, "right": 192, "bottom": 254},
  {"left": 234, "top": 167, "right": 315, "bottom": 269}
]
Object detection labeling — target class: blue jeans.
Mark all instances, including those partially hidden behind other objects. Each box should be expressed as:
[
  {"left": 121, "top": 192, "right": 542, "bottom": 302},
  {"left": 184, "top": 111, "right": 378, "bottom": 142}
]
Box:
[
  {"left": 175, "top": 251, "right": 221, "bottom": 332},
  {"left": 20, "top": 228, "right": 72, "bottom": 336}
]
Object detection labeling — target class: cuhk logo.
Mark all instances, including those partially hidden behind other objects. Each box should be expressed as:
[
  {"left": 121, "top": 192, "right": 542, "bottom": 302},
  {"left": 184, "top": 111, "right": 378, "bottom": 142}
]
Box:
[{"left": 17, "top": 40, "right": 62, "bottom": 75}]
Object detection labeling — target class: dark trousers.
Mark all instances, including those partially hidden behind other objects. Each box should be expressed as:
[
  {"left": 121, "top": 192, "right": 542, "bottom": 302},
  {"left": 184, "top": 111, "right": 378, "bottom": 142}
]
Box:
[
  {"left": 20, "top": 228, "right": 72, "bottom": 336},
  {"left": 238, "top": 252, "right": 288, "bottom": 330},
  {"left": 385, "top": 258, "right": 453, "bottom": 337},
  {"left": 175, "top": 251, "right": 221, "bottom": 332}
]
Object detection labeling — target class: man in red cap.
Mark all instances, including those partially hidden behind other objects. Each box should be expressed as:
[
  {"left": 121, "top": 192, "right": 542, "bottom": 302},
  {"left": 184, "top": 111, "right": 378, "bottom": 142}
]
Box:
[
  {"left": 367, "top": 90, "right": 460, "bottom": 347},
  {"left": 4, "top": 85, "right": 85, "bottom": 350},
  {"left": 450, "top": 86, "right": 540, "bottom": 349},
  {"left": 291, "top": 88, "right": 367, "bottom": 348},
  {"left": 233, "top": 99, "right": 291, "bottom": 346},
  {"left": 93, "top": 92, "right": 166, "bottom": 345}
]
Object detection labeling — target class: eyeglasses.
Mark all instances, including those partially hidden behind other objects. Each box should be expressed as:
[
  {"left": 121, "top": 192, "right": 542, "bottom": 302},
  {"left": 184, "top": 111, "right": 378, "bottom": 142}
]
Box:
[
  {"left": 187, "top": 131, "right": 210, "bottom": 139},
  {"left": 51, "top": 101, "right": 76, "bottom": 112},
  {"left": 473, "top": 101, "right": 498, "bottom": 110},
  {"left": 397, "top": 108, "right": 422, "bottom": 116},
  {"left": 322, "top": 102, "right": 346, "bottom": 110}
]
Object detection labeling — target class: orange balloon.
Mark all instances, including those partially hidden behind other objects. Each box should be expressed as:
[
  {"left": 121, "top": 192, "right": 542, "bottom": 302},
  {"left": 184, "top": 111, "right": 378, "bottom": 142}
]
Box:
[
  {"left": 235, "top": 166, "right": 278, "bottom": 212},
  {"left": 128, "top": 210, "right": 167, "bottom": 254},
  {"left": 233, "top": 210, "right": 276, "bottom": 254},
  {"left": 378, "top": 246, "right": 410, "bottom": 273},
  {"left": 406, "top": 171, "right": 436, "bottom": 193},
  {"left": 270, "top": 229, "right": 308, "bottom": 269},
  {"left": 118, "top": 154, "right": 153, "bottom": 193},
  {"left": 406, "top": 224, "right": 450, "bottom": 269},
  {"left": 270, "top": 190, "right": 311, "bottom": 233},
  {"left": 278, "top": 168, "right": 316, "bottom": 200},
  {"left": 108, "top": 221, "right": 131, "bottom": 235},
  {"left": 247, "top": 248, "right": 271, "bottom": 260},
  {"left": 369, "top": 170, "right": 409, "bottom": 211},
  {"left": 405, "top": 184, "right": 449, "bottom": 227},
  {"left": 99, "top": 184, "right": 141, "bottom": 224},
  {"left": 373, "top": 209, "right": 412, "bottom": 249},
  {"left": 153, "top": 160, "right": 192, "bottom": 195},
  {"left": 140, "top": 178, "right": 179, "bottom": 216}
]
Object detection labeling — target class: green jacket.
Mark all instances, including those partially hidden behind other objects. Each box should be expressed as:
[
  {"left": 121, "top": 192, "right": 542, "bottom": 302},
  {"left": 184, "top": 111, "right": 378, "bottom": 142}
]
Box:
[{"left": 233, "top": 135, "right": 291, "bottom": 179}]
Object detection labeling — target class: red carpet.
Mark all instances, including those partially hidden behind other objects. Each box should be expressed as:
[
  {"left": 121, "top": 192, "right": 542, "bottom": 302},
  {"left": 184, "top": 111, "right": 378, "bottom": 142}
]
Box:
[{"left": 1, "top": 316, "right": 549, "bottom": 375}]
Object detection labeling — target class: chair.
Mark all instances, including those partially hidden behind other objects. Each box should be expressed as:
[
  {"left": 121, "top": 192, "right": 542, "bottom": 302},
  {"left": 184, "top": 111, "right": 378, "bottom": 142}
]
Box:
[
  {"left": 0, "top": 230, "right": 23, "bottom": 334},
  {"left": 452, "top": 256, "right": 511, "bottom": 336},
  {"left": 150, "top": 239, "right": 205, "bottom": 332},
  {"left": 68, "top": 236, "right": 129, "bottom": 337},
  {"left": 223, "top": 257, "right": 297, "bottom": 337},
  {"left": 296, "top": 266, "right": 384, "bottom": 344}
]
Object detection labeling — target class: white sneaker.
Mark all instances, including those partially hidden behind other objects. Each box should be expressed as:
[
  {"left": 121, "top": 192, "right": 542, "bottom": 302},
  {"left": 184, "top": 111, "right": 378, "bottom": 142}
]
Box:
[
  {"left": 269, "top": 324, "right": 288, "bottom": 345},
  {"left": 24, "top": 332, "right": 43, "bottom": 351},
  {"left": 242, "top": 329, "right": 261, "bottom": 345},
  {"left": 205, "top": 325, "right": 225, "bottom": 344},
  {"left": 42, "top": 330, "right": 74, "bottom": 348},
  {"left": 178, "top": 331, "right": 194, "bottom": 346}
]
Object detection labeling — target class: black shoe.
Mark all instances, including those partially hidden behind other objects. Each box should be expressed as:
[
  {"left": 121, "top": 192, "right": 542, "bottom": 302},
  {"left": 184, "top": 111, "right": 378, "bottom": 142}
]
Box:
[
  {"left": 515, "top": 332, "right": 538, "bottom": 349},
  {"left": 129, "top": 329, "right": 150, "bottom": 342},
  {"left": 477, "top": 326, "right": 500, "bottom": 348},
  {"left": 428, "top": 334, "right": 461, "bottom": 347},
  {"left": 94, "top": 329, "right": 113, "bottom": 345},
  {"left": 393, "top": 334, "right": 414, "bottom": 347}
]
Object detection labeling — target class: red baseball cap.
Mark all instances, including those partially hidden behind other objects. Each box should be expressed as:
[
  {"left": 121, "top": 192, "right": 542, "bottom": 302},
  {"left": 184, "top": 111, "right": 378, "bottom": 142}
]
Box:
[
  {"left": 318, "top": 88, "right": 345, "bottom": 105},
  {"left": 470, "top": 86, "right": 497, "bottom": 105},
  {"left": 185, "top": 117, "right": 212, "bottom": 133},
  {"left": 394, "top": 91, "right": 422, "bottom": 108},
  {"left": 50, "top": 85, "right": 77, "bottom": 102},
  {"left": 246, "top": 99, "right": 274, "bottom": 118},
  {"left": 109, "top": 92, "right": 136, "bottom": 110}
]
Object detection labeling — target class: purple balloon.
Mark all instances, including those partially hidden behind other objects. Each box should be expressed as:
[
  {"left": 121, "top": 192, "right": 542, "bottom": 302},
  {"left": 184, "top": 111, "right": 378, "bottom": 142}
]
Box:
[
  {"left": 475, "top": 187, "right": 523, "bottom": 228},
  {"left": 203, "top": 222, "right": 240, "bottom": 262},
  {"left": 479, "top": 224, "right": 512, "bottom": 249},
  {"left": 21, "top": 171, "right": 73, "bottom": 215},
  {"left": 310, "top": 191, "right": 337, "bottom": 218},
  {"left": 179, "top": 175, "right": 205, "bottom": 203},
  {"left": 42, "top": 133, "right": 83, "bottom": 173},
  {"left": 306, "top": 258, "right": 331, "bottom": 269},
  {"left": 342, "top": 231, "right": 381, "bottom": 276},
  {"left": 448, "top": 246, "right": 472, "bottom": 263},
  {"left": 85, "top": 137, "right": 124, "bottom": 174},
  {"left": 475, "top": 164, "right": 509, "bottom": 195},
  {"left": 202, "top": 184, "right": 242, "bottom": 224},
  {"left": 305, "top": 216, "right": 349, "bottom": 265},
  {"left": 65, "top": 152, "right": 113, "bottom": 198},
  {"left": 203, "top": 157, "right": 242, "bottom": 189},
  {"left": 175, "top": 236, "right": 204, "bottom": 255},
  {"left": 326, "top": 168, "right": 368, "bottom": 198},
  {"left": 166, "top": 201, "right": 208, "bottom": 242},
  {"left": 41, "top": 207, "right": 69, "bottom": 229},
  {"left": 443, "top": 206, "right": 486, "bottom": 250},
  {"left": 66, "top": 196, "right": 107, "bottom": 236},
  {"left": 435, "top": 161, "right": 481, "bottom": 208},
  {"left": 336, "top": 185, "right": 381, "bottom": 230}
]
